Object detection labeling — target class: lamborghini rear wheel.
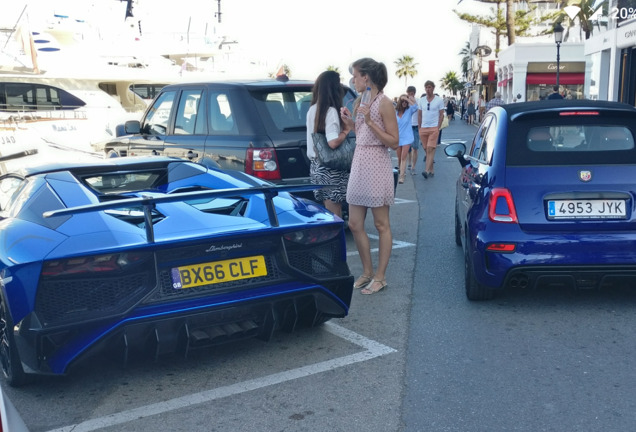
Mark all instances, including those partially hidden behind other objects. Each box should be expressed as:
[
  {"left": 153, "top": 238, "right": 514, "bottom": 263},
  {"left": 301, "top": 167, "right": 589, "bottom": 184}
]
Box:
[{"left": 0, "top": 297, "right": 27, "bottom": 387}]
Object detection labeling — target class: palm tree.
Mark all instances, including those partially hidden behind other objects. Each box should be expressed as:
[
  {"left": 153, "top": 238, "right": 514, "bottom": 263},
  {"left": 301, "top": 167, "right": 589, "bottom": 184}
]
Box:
[
  {"left": 441, "top": 71, "right": 463, "bottom": 96},
  {"left": 394, "top": 55, "right": 418, "bottom": 87},
  {"left": 454, "top": 0, "right": 536, "bottom": 55},
  {"left": 459, "top": 41, "right": 472, "bottom": 82},
  {"left": 555, "top": 0, "right": 607, "bottom": 40},
  {"left": 506, "top": 0, "right": 516, "bottom": 45}
]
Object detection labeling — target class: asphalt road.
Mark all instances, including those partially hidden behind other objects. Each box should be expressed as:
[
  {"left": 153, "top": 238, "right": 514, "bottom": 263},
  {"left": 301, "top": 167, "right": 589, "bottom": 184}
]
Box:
[
  {"left": 403, "top": 119, "right": 636, "bottom": 432},
  {"left": 4, "top": 117, "right": 636, "bottom": 431}
]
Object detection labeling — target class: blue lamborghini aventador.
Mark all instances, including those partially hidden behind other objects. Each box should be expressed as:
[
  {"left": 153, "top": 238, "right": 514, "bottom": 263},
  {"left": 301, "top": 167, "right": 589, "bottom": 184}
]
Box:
[{"left": 0, "top": 153, "right": 353, "bottom": 386}]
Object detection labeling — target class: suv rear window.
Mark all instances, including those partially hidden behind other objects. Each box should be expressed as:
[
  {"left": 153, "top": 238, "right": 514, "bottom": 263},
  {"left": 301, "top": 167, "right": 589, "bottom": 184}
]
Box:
[
  {"left": 253, "top": 90, "right": 312, "bottom": 131},
  {"left": 250, "top": 87, "right": 357, "bottom": 133},
  {"left": 507, "top": 114, "right": 636, "bottom": 166}
]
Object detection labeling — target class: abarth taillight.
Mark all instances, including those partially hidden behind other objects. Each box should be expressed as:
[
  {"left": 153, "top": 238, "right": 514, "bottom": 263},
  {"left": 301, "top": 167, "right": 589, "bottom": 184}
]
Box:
[{"left": 489, "top": 188, "right": 518, "bottom": 223}]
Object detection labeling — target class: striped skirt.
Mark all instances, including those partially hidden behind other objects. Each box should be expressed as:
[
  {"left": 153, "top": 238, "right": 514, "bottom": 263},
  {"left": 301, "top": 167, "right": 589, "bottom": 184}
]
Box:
[{"left": 310, "top": 159, "right": 349, "bottom": 203}]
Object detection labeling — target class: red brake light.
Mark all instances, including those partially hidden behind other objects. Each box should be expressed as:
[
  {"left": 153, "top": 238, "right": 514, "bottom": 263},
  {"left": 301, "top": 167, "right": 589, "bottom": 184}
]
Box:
[
  {"left": 245, "top": 148, "right": 281, "bottom": 180},
  {"left": 486, "top": 243, "right": 516, "bottom": 252},
  {"left": 559, "top": 111, "right": 599, "bottom": 116},
  {"left": 283, "top": 226, "right": 341, "bottom": 244},
  {"left": 489, "top": 188, "right": 518, "bottom": 223},
  {"left": 42, "top": 253, "right": 150, "bottom": 277}
]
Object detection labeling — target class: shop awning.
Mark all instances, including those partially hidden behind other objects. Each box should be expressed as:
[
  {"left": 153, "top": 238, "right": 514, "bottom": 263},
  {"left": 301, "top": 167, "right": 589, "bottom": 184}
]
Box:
[
  {"left": 497, "top": 79, "right": 509, "bottom": 87},
  {"left": 526, "top": 73, "right": 584, "bottom": 85}
]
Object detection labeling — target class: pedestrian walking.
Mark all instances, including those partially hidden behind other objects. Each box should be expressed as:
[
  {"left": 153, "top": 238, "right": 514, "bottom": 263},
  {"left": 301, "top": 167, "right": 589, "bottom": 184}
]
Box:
[
  {"left": 547, "top": 85, "right": 564, "bottom": 100},
  {"left": 395, "top": 93, "right": 418, "bottom": 183},
  {"left": 467, "top": 97, "right": 476, "bottom": 125},
  {"left": 486, "top": 91, "right": 504, "bottom": 111},
  {"left": 407, "top": 86, "right": 420, "bottom": 175},
  {"left": 446, "top": 98, "right": 455, "bottom": 121},
  {"left": 478, "top": 94, "right": 486, "bottom": 121},
  {"left": 417, "top": 80, "right": 445, "bottom": 179},
  {"left": 340, "top": 57, "right": 399, "bottom": 295}
]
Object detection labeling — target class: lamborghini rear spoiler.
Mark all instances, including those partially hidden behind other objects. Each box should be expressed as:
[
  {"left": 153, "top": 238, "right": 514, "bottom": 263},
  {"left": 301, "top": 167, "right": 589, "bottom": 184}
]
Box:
[{"left": 43, "top": 184, "right": 323, "bottom": 243}]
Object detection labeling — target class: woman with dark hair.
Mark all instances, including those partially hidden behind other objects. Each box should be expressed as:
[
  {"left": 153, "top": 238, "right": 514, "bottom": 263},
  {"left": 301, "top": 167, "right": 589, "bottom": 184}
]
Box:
[
  {"left": 467, "top": 97, "right": 476, "bottom": 125},
  {"left": 340, "top": 58, "right": 399, "bottom": 295},
  {"left": 446, "top": 98, "right": 455, "bottom": 121},
  {"left": 306, "top": 70, "right": 351, "bottom": 218},
  {"left": 395, "top": 93, "right": 418, "bottom": 183}
]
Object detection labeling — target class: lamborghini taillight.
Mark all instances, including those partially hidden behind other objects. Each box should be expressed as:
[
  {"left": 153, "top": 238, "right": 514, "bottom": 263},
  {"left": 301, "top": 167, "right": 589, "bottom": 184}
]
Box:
[
  {"left": 283, "top": 226, "right": 341, "bottom": 245},
  {"left": 41, "top": 252, "right": 151, "bottom": 277}
]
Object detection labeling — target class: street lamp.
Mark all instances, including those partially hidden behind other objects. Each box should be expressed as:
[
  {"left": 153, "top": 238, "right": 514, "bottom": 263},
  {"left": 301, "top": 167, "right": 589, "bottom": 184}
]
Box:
[{"left": 553, "top": 22, "right": 564, "bottom": 89}]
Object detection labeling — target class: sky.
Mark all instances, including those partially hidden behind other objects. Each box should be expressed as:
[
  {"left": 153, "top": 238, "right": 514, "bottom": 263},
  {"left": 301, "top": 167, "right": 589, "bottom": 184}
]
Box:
[
  {"left": 4, "top": 0, "right": 491, "bottom": 99},
  {"left": 151, "top": 0, "right": 490, "bottom": 98}
]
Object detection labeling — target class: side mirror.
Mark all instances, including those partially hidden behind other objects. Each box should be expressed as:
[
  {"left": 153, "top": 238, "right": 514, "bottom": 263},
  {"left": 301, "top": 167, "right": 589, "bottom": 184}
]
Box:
[
  {"left": 124, "top": 120, "right": 141, "bottom": 135},
  {"left": 444, "top": 142, "right": 466, "bottom": 158},
  {"left": 444, "top": 142, "right": 470, "bottom": 167}
]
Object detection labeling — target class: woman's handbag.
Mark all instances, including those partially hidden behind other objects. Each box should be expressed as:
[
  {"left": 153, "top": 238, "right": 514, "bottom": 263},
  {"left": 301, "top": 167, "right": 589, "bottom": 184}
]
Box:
[
  {"left": 311, "top": 132, "right": 356, "bottom": 171},
  {"left": 440, "top": 115, "right": 450, "bottom": 130}
]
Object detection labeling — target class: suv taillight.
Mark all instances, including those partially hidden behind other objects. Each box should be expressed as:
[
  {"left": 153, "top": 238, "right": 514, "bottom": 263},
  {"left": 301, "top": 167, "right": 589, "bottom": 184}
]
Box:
[
  {"left": 489, "top": 188, "right": 518, "bottom": 223},
  {"left": 245, "top": 148, "right": 281, "bottom": 181}
]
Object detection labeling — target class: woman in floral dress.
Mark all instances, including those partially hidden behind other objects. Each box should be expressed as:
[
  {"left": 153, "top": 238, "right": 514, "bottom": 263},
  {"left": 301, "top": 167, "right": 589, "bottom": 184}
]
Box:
[{"left": 340, "top": 58, "right": 399, "bottom": 295}]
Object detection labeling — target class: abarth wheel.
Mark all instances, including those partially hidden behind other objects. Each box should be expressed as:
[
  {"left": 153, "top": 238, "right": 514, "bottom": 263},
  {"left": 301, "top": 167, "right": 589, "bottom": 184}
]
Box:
[
  {"left": 454, "top": 205, "right": 462, "bottom": 246},
  {"left": 464, "top": 236, "right": 495, "bottom": 301},
  {"left": 0, "top": 297, "right": 27, "bottom": 387}
]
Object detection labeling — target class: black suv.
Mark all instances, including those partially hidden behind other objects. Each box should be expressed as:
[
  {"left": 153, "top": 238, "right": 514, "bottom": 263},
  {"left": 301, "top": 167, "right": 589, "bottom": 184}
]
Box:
[{"left": 105, "top": 79, "right": 358, "bottom": 195}]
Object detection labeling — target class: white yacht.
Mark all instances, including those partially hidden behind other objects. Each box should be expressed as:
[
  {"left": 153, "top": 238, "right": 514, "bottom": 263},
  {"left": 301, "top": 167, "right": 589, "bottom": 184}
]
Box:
[{"left": 0, "top": 1, "right": 198, "bottom": 154}]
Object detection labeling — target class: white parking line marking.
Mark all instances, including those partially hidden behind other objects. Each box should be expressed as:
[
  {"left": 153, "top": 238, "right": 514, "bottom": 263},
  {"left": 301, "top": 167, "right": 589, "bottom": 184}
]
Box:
[
  {"left": 46, "top": 323, "right": 396, "bottom": 432},
  {"left": 394, "top": 197, "right": 416, "bottom": 205},
  {"left": 346, "top": 234, "right": 415, "bottom": 257}
]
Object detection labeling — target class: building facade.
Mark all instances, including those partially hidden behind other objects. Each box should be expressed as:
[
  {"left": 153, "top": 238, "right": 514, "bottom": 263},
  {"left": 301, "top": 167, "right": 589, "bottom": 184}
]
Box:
[
  {"left": 469, "top": 0, "right": 636, "bottom": 106},
  {"left": 585, "top": 11, "right": 636, "bottom": 105},
  {"left": 497, "top": 42, "right": 587, "bottom": 103}
]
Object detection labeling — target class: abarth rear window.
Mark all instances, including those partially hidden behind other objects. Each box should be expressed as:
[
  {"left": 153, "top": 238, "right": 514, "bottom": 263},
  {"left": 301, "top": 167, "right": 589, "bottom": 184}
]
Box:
[
  {"left": 527, "top": 126, "right": 634, "bottom": 152},
  {"left": 507, "top": 112, "right": 636, "bottom": 166}
]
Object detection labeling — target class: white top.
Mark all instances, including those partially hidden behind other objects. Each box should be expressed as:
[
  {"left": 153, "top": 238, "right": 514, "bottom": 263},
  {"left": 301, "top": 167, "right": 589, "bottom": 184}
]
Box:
[
  {"left": 410, "top": 97, "right": 420, "bottom": 126},
  {"left": 306, "top": 104, "right": 341, "bottom": 159},
  {"left": 417, "top": 95, "right": 445, "bottom": 128}
]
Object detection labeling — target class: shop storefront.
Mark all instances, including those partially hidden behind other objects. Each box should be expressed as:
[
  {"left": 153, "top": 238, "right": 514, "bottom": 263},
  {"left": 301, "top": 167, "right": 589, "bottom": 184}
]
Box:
[
  {"left": 497, "top": 42, "right": 586, "bottom": 103},
  {"left": 525, "top": 62, "right": 585, "bottom": 100}
]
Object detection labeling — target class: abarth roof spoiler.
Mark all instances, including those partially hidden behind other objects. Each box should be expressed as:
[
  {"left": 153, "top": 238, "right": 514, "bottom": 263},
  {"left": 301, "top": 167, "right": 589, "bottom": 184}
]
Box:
[{"left": 44, "top": 184, "right": 324, "bottom": 243}]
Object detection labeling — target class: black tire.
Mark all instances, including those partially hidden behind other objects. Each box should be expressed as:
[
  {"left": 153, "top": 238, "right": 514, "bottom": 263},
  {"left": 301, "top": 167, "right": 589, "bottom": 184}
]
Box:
[
  {"left": 454, "top": 205, "right": 462, "bottom": 247},
  {"left": 0, "top": 297, "right": 27, "bottom": 387},
  {"left": 464, "top": 236, "right": 495, "bottom": 301}
]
